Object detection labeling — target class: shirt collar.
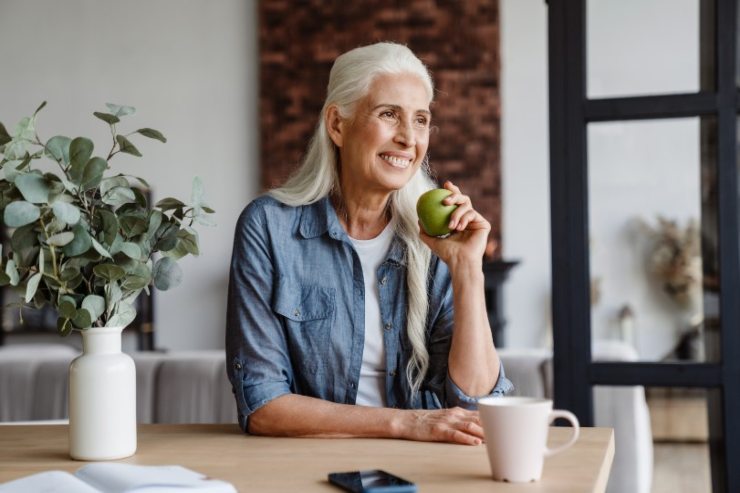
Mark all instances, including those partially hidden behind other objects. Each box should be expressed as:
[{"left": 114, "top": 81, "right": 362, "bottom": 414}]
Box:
[{"left": 298, "top": 197, "right": 407, "bottom": 266}]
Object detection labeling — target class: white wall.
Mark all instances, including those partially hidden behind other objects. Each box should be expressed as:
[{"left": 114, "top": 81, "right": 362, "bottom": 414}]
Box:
[
  {"left": 0, "top": 0, "right": 259, "bottom": 350},
  {"left": 1, "top": 0, "right": 702, "bottom": 357},
  {"left": 500, "top": 0, "right": 551, "bottom": 348},
  {"left": 501, "top": 0, "right": 701, "bottom": 359}
]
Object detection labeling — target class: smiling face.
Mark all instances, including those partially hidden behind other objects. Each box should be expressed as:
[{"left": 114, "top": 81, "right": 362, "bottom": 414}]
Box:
[{"left": 327, "top": 72, "right": 432, "bottom": 201}]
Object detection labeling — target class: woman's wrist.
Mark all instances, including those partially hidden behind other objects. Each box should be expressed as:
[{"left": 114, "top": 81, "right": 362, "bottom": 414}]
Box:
[
  {"left": 448, "top": 258, "right": 484, "bottom": 283},
  {"left": 388, "top": 408, "right": 410, "bottom": 439}
]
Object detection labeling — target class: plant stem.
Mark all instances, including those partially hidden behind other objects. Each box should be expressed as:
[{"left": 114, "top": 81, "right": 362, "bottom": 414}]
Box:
[{"left": 38, "top": 215, "right": 59, "bottom": 279}]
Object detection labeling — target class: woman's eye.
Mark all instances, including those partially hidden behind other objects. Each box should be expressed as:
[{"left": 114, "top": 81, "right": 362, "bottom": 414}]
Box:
[
  {"left": 415, "top": 117, "right": 429, "bottom": 126},
  {"left": 380, "top": 110, "right": 396, "bottom": 119}
]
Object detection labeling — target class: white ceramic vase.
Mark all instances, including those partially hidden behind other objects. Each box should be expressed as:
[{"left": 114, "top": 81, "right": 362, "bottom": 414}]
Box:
[{"left": 69, "top": 326, "right": 137, "bottom": 460}]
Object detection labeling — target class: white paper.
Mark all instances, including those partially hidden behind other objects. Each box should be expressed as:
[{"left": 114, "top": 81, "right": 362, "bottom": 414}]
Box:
[
  {"left": 0, "top": 470, "right": 101, "bottom": 493},
  {"left": 0, "top": 464, "right": 236, "bottom": 493}
]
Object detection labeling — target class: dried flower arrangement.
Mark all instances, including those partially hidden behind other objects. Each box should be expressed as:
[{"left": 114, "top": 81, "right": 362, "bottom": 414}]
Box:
[{"left": 645, "top": 216, "right": 702, "bottom": 310}]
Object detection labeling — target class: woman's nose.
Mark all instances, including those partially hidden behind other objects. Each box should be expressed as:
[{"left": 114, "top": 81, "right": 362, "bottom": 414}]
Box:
[{"left": 394, "top": 120, "right": 415, "bottom": 147}]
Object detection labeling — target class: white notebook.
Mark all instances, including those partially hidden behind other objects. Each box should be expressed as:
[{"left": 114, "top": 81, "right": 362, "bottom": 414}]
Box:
[{"left": 0, "top": 463, "right": 237, "bottom": 493}]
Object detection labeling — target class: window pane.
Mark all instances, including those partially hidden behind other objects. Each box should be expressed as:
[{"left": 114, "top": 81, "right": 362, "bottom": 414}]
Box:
[
  {"left": 587, "top": 117, "right": 718, "bottom": 362},
  {"left": 594, "top": 385, "right": 711, "bottom": 493},
  {"left": 587, "top": 0, "right": 704, "bottom": 98}
]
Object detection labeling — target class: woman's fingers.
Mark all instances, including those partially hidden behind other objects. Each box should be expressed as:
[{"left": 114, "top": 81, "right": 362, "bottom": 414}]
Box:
[{"left": 410, "top": 408, "right": 485, "bottom": 445}]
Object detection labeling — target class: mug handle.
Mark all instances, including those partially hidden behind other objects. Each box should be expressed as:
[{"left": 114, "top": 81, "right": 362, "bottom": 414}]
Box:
[{"left": 544, "top": 409, "right": 580, "bottom": 457}]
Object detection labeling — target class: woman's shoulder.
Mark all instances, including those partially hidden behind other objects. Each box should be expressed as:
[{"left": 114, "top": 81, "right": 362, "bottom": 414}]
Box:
[{"left": 239, "top": 194, "right": 300, "bottom": 223}]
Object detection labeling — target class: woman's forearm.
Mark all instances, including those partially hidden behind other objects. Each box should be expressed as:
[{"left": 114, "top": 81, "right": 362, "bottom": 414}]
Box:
[
  {"left": 248, "top": 393, "right": 486, "bottom": 445},
  {"left": 447, "top": 259, "right": 500, "bottom": 396},
  {"left": 248, "top": 394, "right": 403, "bottom": 438}
]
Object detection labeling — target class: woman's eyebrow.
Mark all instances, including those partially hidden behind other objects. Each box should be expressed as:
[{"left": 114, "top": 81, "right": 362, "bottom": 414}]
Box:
[{"left": 371, "top": 103, "right": 431, "bottom": 116}]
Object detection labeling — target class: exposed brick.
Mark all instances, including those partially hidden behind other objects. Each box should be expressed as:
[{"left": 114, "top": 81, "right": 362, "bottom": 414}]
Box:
[{"left": 259, "top": 0, "right": 501, "bottom": 249}]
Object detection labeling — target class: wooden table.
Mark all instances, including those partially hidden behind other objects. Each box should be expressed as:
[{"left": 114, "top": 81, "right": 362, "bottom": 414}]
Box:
[{"left": 0, "top": 424, "right": 614, "bottom": 492}]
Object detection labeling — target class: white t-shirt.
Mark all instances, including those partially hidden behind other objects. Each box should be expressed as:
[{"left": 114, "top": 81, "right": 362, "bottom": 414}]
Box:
[{"left": 349, "top": 221, "right": 395, "bottom": 407}]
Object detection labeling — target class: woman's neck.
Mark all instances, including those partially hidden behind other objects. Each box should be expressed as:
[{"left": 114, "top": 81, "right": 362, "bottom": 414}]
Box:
[{"left": 332, "top": 192, "right": 391, "bottom": 240}]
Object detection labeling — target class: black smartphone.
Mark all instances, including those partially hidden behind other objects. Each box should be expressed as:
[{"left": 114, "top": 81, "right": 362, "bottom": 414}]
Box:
[{"left": 328, "top": 469, "right": 417, "bottom": 493}]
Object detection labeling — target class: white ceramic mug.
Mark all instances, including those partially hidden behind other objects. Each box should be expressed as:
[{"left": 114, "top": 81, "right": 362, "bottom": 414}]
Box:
[{"left": 477, "top": 396, "right": 580, "bottom": 483}]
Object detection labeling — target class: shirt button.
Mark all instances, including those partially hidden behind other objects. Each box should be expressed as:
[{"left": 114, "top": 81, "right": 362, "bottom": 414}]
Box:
[
  {"left": 293, "top": 308, "right": 301, "bottom": 317},
  {"left": 349, "top": 382, "right": 355, "bottom": 389},
  {"left": 389, "top": 370, "right": 397, "bottom": 377},
  {"left": 234, "top": 362, "right": 242, "bottom": 370},
  {"left": 380, "top": 276, "right": 388, "bottom": 285},
  {"left": 384, "top": 322, "right": 392, "bottom": 331}
]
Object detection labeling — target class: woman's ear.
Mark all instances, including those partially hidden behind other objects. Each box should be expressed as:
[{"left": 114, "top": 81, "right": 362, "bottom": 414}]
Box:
[{"left": 325, "top": 105, "right": 344, "bottom": 148}]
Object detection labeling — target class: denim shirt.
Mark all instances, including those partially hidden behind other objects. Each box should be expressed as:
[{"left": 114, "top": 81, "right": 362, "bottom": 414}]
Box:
[{"left": 226, "top": 195, "right": 513, "bottom": 432}]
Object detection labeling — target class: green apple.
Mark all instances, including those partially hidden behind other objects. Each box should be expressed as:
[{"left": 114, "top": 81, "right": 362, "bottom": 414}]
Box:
[{"left": 416, "top": 188, "right": 458, "bottom": 237}]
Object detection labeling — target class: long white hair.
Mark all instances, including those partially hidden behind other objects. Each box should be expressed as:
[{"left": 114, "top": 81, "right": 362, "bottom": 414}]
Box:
[{"left": 268, "top": 42, "right": 436, "bottom": 397}]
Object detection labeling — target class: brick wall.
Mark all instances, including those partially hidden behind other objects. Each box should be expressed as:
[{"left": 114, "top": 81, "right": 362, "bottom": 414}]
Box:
[{"left": 259, "top": 0, "right": 501, "bottom": 248}]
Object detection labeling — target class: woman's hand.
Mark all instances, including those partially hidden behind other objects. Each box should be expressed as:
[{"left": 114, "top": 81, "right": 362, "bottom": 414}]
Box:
[
  {"left": 394, "top": 407, "right": 485, "bottom": 446},
  {"left": 418, "top": 181, "right": 493, "bottom": 269}
]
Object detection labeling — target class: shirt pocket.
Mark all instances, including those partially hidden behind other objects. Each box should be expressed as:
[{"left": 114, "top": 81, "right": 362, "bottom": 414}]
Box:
[{"left": 272, "top": 280, "right": 336, "bottom": 375}]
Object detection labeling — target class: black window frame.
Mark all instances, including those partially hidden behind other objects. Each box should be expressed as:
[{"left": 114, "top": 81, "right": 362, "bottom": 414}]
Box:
[{"left": 548, "top": 0, "right": 739, "bottom": 491}]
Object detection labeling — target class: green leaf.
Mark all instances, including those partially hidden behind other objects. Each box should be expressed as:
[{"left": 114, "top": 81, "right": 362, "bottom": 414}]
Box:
[
  {"left": 95, "top": 209, "right": 119, "bottom": 246},
  {"left": 52, "top": 201, "right": 80, "bottom": 225},
  {"left": 147, "top": 210, "right": 163, "bottom": 238},
  {"left": 127, "top": 175, "right": 150, "bottom": 189},
  {"left": 101, "top": 186, "right": 136, "bottom": 208},
  {"left": 57, "top": 317, "right": 73, "bottom": 336},
  {"left": 136, "top": 128, "right": 167, "bottom": 143},
  {"left": 107, "top": 300, "right": 136, "bottom": 328},
  {"left": 15, "top": 173, "right": 50, "bottom": 203},
  {"left": 93, "top": 112, "right": 120, "bottom": 125},
  {"left": 46, "top": 231, "right": 75, "bottom": 247},
  {"left": 4, "top": 201, "right": 40, "bottom": 227},
  {"left": 154, "top": 221, "right": 179, "bottom": 251},
  {"left": 91, "top": 237, "right": 112, "bottom": 258},
  {"left": 14, "top": 116, "right": 35, "bottom": 141},
  {"left": 152, "top": 256, "right": 182, "bottom": 291},
  {"left": 120, "top": 212, "right": 148, "bottom": 238},
  {"left": 24, "top": 272, "right": 42, "bottom": 303},
  {"left": 72, "top": 308, "right": 92, "bottom": 329},
  {"left": 93, "top": 263, "right": 126, "bottom": 282},
  {"left": 0, "top": 122, "right": 11, "bottom": 146},
  {"left": 115, "top": 135, "right": 142, "bottom": 157},
  {"left": 191, "top": 176, "right": 204, "bottom": 208},
  {"left": 132, "top": 187, "right": 148, "bottom": 208},
  {"left": 155, "top": 197, "right": 185, "bottom": 211},
  {"left": 69, "top": 137, "right": 94, "bottom": 178},
  {"left": 44, "top": 136, "right": 72, "bottom": 164},
  {"left": 120, "top": 242, "right": 141, "bottom": 260},
  {"left": 121, "top": 274, "right": 150, "bottom": 291},
  {"left": 58, "top": 298, "right": 76, "bottom": 319},
  {"left": 100, "top": 176, "right": 129, "bottom": 197},
  {"left": 11, "top": 223, "right": 37, "bottom": 253},
  {"left": 63, "top": 223, "right": 92, "bottom": 256},
  {"left": 105, "top": 281, "right": 122, "bottom": 317},
  {"left": 82, "top": 294, "right": 105, "bottom": 320},
  {"left": 109, "top": 233, "right": 124, "bottom": 255},
  {"left": 105, "top": 103, "right": 136, "bottom": 117},
  {"left": 4, "top": 139, "right": 27, "bottom": 160},
  {"left": 5, "top": 259, "right": 19, "bottom": 286},
  {"left": 166, "top": 229, "right": 200, "bottom": 260},
  {"left": 80, "top": 157, "right": 107, "bottom": 190},
  {"left": 2, "top": 159, "right": 24, "bottom": 182},
  {"left": 33, "top": 101, "right": 47, "bottom": 116}
]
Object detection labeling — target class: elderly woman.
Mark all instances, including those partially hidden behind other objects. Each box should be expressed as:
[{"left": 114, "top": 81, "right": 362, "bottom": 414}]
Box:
[{"left": 226, "top": 42, "right": 512, "bottom": 445}]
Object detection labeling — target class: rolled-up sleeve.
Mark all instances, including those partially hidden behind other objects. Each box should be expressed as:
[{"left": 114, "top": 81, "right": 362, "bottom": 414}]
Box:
[
  {"left": 226, "top": 201, "right": 293, "bottom": 432},
  {"left": 425, "top": 258, "right": 514, "bottom": 410}
]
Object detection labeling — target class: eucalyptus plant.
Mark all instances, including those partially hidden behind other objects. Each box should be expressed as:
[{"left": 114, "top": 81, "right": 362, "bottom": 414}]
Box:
[{"left": 0, "top": 102, "right": 214, "bottom": 335}]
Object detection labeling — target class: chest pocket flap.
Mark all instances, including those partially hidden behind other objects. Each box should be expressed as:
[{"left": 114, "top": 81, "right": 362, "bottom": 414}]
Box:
[{"left": 273, "top": 279, "right": 335, "bottom": 321}]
